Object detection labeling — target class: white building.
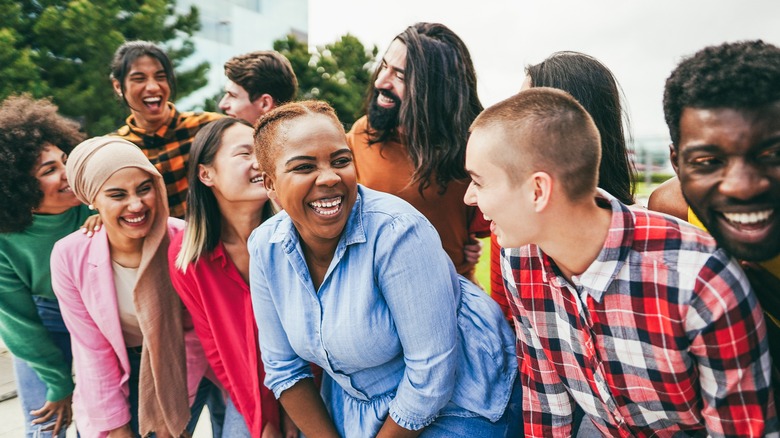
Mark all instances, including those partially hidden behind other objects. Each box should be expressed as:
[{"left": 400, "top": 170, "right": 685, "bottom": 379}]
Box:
[{"left": 176, "top": 0, "right": 308, "bottom": 110}]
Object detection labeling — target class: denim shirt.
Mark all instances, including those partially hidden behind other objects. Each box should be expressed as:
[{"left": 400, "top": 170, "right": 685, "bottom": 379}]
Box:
[{"left": 249, "top": 186, "right": 516, "bottom": 436}]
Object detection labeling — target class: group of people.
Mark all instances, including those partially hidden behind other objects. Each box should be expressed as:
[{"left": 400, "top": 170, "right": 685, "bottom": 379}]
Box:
[{"left": 0, "top": 19, "right": 778, "bottom": 438}]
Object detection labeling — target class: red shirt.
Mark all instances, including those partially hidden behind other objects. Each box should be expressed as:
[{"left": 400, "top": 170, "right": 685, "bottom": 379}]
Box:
[{"left": 168, "top": 231, "right": 279, "bottom": 436}]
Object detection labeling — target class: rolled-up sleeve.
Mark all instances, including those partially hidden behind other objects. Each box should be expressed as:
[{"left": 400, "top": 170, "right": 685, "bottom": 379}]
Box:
[
  {"left": 248, "top": 232, "right": 313, "bottom": 399},
  {"left": 374, "top": 213, "right": 459, "bottom": 430}
]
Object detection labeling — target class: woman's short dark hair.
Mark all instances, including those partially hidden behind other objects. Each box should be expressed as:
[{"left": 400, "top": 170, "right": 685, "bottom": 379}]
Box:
[
  {"left": 110, "top": 40, "right": 177, "bottom": 102},
  {"left": 0, "top": 95, "right": 85, "bottom": 232},
  {"left": 527, "top": 51, "right": 636, "bottom": 204}
]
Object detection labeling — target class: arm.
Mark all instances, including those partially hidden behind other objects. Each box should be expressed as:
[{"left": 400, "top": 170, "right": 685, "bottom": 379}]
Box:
[
  {"left": 248, "top": 236, "right": 338, "bottom": 437},
  {"left": 50, "top": 244, "right": 131, "bottom": 432},
  {"left": 0, "top": 254, "right": 73, "bottom": 403},
  {"left": 688, "top": 251, "right": 774, "bottom": 437},
  {"left": 374, "top": 213, "right": 460, "bottom": 433},
  {"left": 647, "top": 177, "right": 688, "bottom": 221},
  {"left": 502, "top": 248, "right": 574, "bottom": 437}
]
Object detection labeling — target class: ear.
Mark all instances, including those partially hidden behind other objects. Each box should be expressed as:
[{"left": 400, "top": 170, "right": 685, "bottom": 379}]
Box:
[
  {"left": 198, "top": 164, "right": 215, "bottom": 187},
  {"left": 112, "top": 78, "right": 123, "bottom": 97},
  {"left": 262, "top": 171, "right": 279, "bottom": 204},
  {"left": 669, "top": 143, "right": 680, "bottom": 175},
  {"left": 254, "top": 94, "right": 275, "bottom": 114},
  {"left": 529, "top": 171, "right": 552, "bottom": 213}
]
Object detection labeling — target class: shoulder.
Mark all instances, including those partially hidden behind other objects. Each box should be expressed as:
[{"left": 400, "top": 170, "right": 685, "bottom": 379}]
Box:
[
  {"left": 647, "top": 177, "right": 688, "bottom": 221},
  {"left": 178, "top": 110, "right": 223, "bottom": 128},
  {"left": 630, "top": 206, "right": 717, "bottom": 253},
  {"left": 167, "top": 217, "right": 186, "bottom": 235},
  {"left": 359, "top": 186, "right": 428, "bottom": 223}
]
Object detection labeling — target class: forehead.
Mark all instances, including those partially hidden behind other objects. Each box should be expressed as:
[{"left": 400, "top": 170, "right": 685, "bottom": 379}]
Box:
[
  {"left": 467, "top": 127, "right": 510, "bottom": 170},
  {"left": 103, "top": 167, "right": 153, "bottom": 187},
  {"left": 383, "top": 39, "right": 407, "bottom": 69},
  {"left": 128, "top": 55, "right": 164, "bottom": 74},
  {"left": 224, "top": 80, "right": 248, "bottom": 96},
  {"left": 678, "top": 104, "right": 780, "bottom": 154},
  {"left": 220, "top": 123, "right": 253, "bottom": 148}
]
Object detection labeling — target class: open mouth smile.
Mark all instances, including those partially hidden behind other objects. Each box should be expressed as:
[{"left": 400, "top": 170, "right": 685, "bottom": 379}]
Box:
[
  {"left": 142, "top": 96, "right": 163, "bottom": 111},
  {"left": 308, "top": 196, "right": 343, "bottom": 216}
]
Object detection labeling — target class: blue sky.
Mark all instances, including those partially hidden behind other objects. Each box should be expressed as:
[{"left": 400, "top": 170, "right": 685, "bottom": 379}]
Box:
[{"left": 309, "top": 0, "right": 780, "bottom": 141}]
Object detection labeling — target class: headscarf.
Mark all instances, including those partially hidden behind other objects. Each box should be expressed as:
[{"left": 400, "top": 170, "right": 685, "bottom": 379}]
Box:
[{"left": 66, "top": 136, "right": 190, "bottom": 436}]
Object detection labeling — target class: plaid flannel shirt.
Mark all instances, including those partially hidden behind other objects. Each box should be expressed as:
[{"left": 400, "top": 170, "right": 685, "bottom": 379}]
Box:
[
  {"left": 501, "top": 192, "right": 776, "bottom": 438},
  {"left": 112, "top": 103, "right": 222, "bottom": 218}
]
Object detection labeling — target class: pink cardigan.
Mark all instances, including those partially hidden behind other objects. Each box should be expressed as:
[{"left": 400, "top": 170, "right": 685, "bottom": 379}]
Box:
[{"left": 51, "top": 217, "right": 207, "bottom": 437}]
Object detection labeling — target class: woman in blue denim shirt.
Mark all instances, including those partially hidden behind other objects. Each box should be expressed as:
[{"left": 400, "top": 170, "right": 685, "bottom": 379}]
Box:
[{"left": 248, "top": 101, "right": 522, "bottom": 437}]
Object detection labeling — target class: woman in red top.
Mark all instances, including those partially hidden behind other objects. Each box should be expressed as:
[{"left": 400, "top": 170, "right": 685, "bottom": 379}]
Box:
[{"left": 167, "top": 117, "right": 294, "bottom": 437}]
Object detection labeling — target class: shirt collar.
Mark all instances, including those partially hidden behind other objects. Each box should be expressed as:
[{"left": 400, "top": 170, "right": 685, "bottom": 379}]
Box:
[
  {"left": 268, "top": 185, "right": 367, "bottom": 254},
  {"left": 569, "top": 188, "right": 635, "bottom": 302},
  {"left": 124, "top": 102, "right": 178, "bottom": 138}
]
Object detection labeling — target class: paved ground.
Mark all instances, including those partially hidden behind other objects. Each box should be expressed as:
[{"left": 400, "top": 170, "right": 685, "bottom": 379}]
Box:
[{"left": 0, "top": 338, "right": 211, "bottom": 438}]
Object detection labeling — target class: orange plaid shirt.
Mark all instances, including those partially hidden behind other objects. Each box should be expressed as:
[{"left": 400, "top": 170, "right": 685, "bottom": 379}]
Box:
[{"left": 112, "top": 103, "right": 222, "bottom": 218}]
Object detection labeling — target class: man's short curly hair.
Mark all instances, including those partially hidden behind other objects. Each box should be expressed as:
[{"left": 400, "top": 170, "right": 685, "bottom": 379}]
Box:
[
  {"left": 664, "top": 40, "right": 780, "bottom": 147},
  {"left": 0, "top": 95, "right": 84, "bottom": 232}
]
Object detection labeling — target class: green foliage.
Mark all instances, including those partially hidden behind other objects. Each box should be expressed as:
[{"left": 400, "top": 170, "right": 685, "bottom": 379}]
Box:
[
  {"left": 0, "top": 0, "right": 209, "bottom": 136},
  {"left": 275, "top": 33, "right": 378, "bottom": 127}
]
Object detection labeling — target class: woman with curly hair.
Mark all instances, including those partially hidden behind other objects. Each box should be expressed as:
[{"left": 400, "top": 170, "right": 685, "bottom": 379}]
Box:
[{"left": 0, "top": 94, "right": 90, "bottom": 437}]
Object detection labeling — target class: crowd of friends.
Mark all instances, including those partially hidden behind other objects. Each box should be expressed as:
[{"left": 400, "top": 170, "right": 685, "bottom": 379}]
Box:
[{"left": 0, "top": 21, "right": 778, "bottom": 438}]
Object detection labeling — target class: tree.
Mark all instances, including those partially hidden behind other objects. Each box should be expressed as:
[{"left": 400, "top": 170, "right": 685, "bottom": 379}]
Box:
[
  {"left": 0, "top": 0, "right": 209, "bottom": 136},
  {"left": 275, "top": 33, "right": 378, "bottom": 128}
]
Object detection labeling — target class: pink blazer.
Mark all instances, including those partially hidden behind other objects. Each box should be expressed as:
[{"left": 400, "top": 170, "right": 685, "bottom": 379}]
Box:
[{"left": 51, "top": 217, "right": 206, "bottom": 437}]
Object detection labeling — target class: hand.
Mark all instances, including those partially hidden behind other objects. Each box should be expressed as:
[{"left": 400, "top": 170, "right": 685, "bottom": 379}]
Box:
[
  {"left": 30, "top": 394, "right": 72, "bottom": 436},
  {"left": 463, "top": 233, "right": 483, "bottom": 265},
  {"left": 81, "top": 213, "right": 102, "bottom": 238},
  {"left": 106, "top": 423, "right": 133, "bottom": 438},
  {"left": 280, "top": 407, "right": 299, "bottom": 438},
  {"left": 261, "top": 423, "right": 282, "bottom": 438}
]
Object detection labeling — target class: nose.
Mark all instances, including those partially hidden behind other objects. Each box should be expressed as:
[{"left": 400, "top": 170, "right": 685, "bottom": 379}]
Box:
[
  {"left": 145, "top": 78, "right": 161, "bottom": 92},
  {"left": 375, "top": 67, "right": 392, "bottom": 90},
  {"left": 719, "top": 160, "right": 769, "bottom": 200},
  {"left": 463, "top": 181, "right": 477, "bottom": 206},
  {"left": 316, "top": 168, "right": 341, "bottom": 187},
  {"left": 128, "top": 196, "right": 145, "bottom": 212},
  {"left": 218, "top": 93, "right": 229, "bottom": 111}
]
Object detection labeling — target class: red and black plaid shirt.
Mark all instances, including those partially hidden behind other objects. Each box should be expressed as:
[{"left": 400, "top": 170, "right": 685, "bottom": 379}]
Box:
[
  {"left": 113, "top": 103, "right": 222, "bottom": 218},
  {"left": 502, "top": 192, "right": 776, "bottom": 437}
]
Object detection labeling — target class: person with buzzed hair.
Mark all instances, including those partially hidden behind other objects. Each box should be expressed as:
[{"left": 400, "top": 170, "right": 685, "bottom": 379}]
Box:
[
  {"left": 464, "top": 87, "right": 776, "bottom": 437},
  {"left": 219, "top": 50, "right": 298, "bottom": 124}
]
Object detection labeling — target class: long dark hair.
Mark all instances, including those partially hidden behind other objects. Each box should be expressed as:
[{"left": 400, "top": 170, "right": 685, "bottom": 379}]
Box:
[
  {"left": 365, "top": 23, "right": 483, "bottom": 194},
  {"left": 176, "top": 117, "right": 272, "bottom": 271},
  {"left": 527, "top": 51, "right": 636, "bottom": 204}
]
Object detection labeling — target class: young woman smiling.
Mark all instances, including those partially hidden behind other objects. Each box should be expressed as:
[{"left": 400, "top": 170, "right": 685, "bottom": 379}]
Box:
[
  {"left": 51, "top": 137, "right": 207, "bottom": 438},
  {"left": 0, "top": 95, "right": 91, "bottom": 438},
  {"left": 249, "top": 101, "right": 522, "bottom": 438},
  {"left": 169, "top": 117, "right": 297, "bottom": 438}
]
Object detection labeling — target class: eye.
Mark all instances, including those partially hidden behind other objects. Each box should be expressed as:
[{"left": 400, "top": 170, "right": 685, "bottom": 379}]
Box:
[
  {"left": 155, "top": 73, "right": 167, "bottom": 82},
  {"left": 40, "top": 166, "right": 55, "bottom": 176},
  {"left": 758, "top": 146, "right": 780, "bottom": 164},
  {"left": 687, "top": 155, "right": 722, "bottom": 170},
  {"left": 395, "top": 71, "right": 404, "bottom": 80},
  {"left": 470, "top": 179, "right": 481, "bottom": 188},
  {"left": 109, "top": 193, "right": 126, "bottom": 200},
  {"left": 292, "top": 164, "right": 315, "bottom": 172},
  {"left": 332, "top": 157, "right": 352, "bottom": 167},
  {"left": 138, "top": 184, "right": 152, "bottom": 195}
]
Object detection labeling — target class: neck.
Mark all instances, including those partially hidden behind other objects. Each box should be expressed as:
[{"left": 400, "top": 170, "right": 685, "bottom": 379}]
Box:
[
  {"left": 132, "top": 104, "right": 170, "bottom": 132},
  {"left": 218, "top": 198, "right": 266, "bottom": 245},
  {"left": 537, "top": 197, "right": 612, "bottom": 282},
  {"left": 108, "top": 231, "right": 144, "bottom": 268}
]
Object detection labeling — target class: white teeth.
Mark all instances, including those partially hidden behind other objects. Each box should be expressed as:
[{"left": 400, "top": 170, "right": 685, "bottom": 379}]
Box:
[
  {"left": 483, "top": 213, "right": 491, "bottom": 221},
  {"left": 250, "top": 176, "right": 263, "bottom": 183},
  {"left": 60, "top": 187, "right": 72, "bottom": 193},
  {"left": 125, "top": 214, "right": 146, "bottom": 224},
  {"left": 143, "top": 97, "right": 161, "bottom": 103},
  {"left": 309, "top": 197, "right": 342, "bottom": 215},
  {"left": 723, "top": 210, "right": 773, "bottom": 225},
  {"left": 378, "top": 94, "right": 394, "bottom": 105}
]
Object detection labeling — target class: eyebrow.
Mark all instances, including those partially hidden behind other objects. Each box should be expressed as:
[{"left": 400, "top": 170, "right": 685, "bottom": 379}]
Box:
[
  {"left": 284, "top": 148, "right": 353, "bottom": 165},
  {"left": 382, "top": 58, "right": 405, "bottom": 75},
  {"left": 103, "top": 178, "right": 154, "bottom": 193},
  {"left": 36, "top": 152, "right": 66, "bottom": 171}
]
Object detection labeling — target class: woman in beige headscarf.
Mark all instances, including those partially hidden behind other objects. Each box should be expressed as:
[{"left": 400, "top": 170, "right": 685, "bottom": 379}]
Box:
[{"left": 50, "top": 136, "right": 206, "bottom": 438}]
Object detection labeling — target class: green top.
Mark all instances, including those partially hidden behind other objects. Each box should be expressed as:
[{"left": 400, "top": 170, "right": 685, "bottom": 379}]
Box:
[{"left": 0, "top": 204, "right": 91, "bottom": 401}]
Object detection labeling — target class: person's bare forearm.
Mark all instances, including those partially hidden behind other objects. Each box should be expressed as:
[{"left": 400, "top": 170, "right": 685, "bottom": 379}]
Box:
[
  {"left": 376, "top": 416, "right": 423, "bottom": 438},
  {"left": 278, "top": 378, "right": 340, "bottom": 438}
]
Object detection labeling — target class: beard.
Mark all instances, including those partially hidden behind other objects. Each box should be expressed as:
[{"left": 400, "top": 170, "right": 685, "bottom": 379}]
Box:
[{"left": 367, "top": 89, "right": 401, "bottom": 132}]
